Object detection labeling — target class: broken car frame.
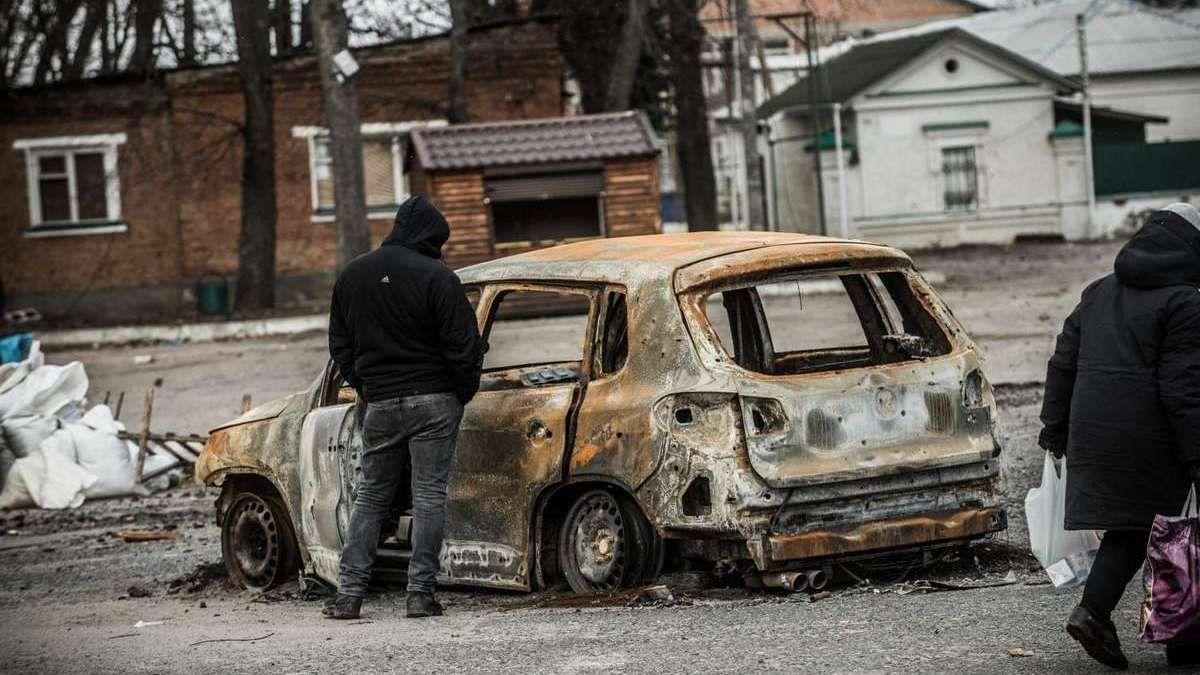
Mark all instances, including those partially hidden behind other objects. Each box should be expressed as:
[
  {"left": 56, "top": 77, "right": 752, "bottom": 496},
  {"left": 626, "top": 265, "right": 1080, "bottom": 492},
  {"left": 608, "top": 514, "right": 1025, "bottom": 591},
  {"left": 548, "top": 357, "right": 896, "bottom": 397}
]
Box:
[{"left": 195, "top": 232, "right": 1005, "bottom": 594}]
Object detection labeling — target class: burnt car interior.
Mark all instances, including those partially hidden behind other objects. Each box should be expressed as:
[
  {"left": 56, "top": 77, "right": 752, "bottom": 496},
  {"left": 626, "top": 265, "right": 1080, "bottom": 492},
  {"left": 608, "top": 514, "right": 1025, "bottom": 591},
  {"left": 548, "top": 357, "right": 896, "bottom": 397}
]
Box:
[
  {"left": 479, "top": 289, "right": 592, "bottom": 390},
  {"left": 702, "top": 269, "right": 951, "bottom": 376}
]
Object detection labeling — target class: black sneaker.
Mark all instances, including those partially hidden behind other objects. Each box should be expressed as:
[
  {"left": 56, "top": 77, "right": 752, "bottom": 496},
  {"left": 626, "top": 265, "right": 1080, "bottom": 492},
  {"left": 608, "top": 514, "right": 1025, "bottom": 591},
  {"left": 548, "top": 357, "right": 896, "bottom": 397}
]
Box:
[
  {"left": 322, "top": 593, "right": 363, "bottom": 620},
  {"left": 1166, "top": 642, "right": 1200, "bottom": 668},
  {"left": 1065, "top": 605, "right": 1129, "bottom": 670},
  {"left": 406, "top": 591, "right": 444, "bottom": 618}
]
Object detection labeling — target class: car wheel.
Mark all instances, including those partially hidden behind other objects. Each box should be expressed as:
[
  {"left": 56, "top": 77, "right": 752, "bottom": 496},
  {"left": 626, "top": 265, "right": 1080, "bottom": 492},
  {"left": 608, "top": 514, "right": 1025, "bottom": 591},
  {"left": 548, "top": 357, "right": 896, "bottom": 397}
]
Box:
[
  {"left": 220, "top": 487, "right": 299, "bottom": 591},
  {"left": 558, "top": 489, "right": 654, "bottom": 594}
]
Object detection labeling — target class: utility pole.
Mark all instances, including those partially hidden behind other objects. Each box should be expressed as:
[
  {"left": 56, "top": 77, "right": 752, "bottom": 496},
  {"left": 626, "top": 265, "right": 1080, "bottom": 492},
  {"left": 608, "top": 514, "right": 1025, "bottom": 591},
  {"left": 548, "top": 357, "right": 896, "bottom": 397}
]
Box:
[
  {"left": 1076, "top": 13, "right": 1096, "bottom": 237},
  {"left": 833, "top": 101, "right": 848, "bottom": 238},
  {"left": 733, "top": 0, "right": 766, "bottom": 231},
  {"left": 804, "top": 14, "right": 826, "bottom": 235}
]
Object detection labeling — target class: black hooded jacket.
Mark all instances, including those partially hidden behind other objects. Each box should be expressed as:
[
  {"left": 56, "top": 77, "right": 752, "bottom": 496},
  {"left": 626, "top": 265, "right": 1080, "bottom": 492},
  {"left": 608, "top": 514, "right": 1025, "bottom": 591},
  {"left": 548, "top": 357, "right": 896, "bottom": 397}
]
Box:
[
  {"left": 328, "top": 196, "right": 482, "bottom": 404},
  {"left": 1040, "top": 209, "right": 1200, "bottom": 530}
]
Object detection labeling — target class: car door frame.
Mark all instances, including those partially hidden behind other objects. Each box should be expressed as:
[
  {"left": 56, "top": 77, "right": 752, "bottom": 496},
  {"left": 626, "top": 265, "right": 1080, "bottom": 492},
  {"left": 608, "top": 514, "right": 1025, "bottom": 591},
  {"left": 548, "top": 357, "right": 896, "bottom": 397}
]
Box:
[{"left": 439, "top": 280, "right": 600, "bottom": 590}]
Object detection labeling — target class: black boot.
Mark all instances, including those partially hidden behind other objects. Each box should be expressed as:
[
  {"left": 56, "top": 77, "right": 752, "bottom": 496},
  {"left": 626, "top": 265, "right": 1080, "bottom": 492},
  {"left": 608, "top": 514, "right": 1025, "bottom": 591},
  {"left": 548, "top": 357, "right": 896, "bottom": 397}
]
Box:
[
  {"left": 1166, "top": 642, "right": 1200, "bottom": 668},
  {"left": 1066, "top": 605, "right": 1129, "bottom": 670},
  {"left": 406, "top": 591, "right": 444, "bottom": 618},
  {"left": 322, "top": 593, "right": 363, "bottom": 620}
]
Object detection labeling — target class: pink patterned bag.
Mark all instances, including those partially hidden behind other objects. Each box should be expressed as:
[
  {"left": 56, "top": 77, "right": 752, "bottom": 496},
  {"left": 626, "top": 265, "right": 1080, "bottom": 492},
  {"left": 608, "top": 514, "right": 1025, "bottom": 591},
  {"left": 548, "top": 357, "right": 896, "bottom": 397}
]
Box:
[{"left": 1140, "top": 485, "right": 1200, "bottom": 644}]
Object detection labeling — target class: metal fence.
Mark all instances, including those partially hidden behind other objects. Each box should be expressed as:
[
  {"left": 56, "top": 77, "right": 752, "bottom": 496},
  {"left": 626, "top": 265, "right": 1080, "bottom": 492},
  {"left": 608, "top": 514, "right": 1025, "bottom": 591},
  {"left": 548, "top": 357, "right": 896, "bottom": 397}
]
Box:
[{"left": 1094, "top": 140, "right": 1200, "bottom": 197}]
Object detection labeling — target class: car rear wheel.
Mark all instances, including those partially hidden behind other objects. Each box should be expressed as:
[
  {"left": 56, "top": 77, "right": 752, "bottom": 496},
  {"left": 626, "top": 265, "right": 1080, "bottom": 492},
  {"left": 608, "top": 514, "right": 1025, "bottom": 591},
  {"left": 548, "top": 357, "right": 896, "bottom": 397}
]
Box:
[
  {"left": 220, "top": 486, "right": 299, "bottom": 591},
  {"left": 558, "top": 489, "right": 659, "bottom": 594}
]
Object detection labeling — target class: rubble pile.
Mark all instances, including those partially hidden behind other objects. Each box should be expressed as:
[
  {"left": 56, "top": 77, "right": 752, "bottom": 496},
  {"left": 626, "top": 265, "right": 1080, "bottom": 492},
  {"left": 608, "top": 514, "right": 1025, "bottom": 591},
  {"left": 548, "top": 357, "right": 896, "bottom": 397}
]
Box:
[{"left": 0, "top": 336, "right": 178, "bottom": 510}]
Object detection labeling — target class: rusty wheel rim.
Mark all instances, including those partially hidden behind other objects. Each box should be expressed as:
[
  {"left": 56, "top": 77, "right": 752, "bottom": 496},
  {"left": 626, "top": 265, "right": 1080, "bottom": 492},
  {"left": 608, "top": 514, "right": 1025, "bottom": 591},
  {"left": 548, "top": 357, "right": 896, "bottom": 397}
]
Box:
[
  {"left": 570, "top": 493, "right": 627, "bottom": 590},
  {"left": 228, "top": 494, "right": 281, "bottom": 589}
]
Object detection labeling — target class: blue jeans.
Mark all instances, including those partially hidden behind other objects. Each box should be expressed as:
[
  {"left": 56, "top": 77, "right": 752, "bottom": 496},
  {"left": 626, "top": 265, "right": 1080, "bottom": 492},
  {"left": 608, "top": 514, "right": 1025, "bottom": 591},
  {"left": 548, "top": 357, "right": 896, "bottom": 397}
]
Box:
[{"left": 337, "top": 392, "right": 463, "bottom": 597}]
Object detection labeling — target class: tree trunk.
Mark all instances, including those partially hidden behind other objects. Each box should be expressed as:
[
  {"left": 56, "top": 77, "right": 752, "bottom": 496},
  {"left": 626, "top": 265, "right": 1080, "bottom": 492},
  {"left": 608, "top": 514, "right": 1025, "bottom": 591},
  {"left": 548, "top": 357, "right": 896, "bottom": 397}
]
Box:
[
  {"left": 65, "top": 0, "right": 105, "bottom": 79},
  {"left": 603, "top": 0, "right": 645, "bottom": 111},
  {"left": 733, "top": 0, "right": 765, "bottom": 230},
  {"left": 273, "top": 0, "right": 291, "bottom": 56},
  {"left": 33, "top": 0, "right": 84, "bottom": 84},
  {"left": 667, "top": 0, "right": 718, "bottom": 231},
  {"left": 181, "top": 0, "right": 196, "bottom": 65},
  {"left": 447, "top": 0, "right": 470, "bottom": 123},
  {"left": 131, "top": 0, "right": 161, "bottom": 75},
  {"left": 231, "top": 0, "right": 278, "bottom": 310},
  {"left": 309, "top": 0, "right": 370, "bottom": 270}
]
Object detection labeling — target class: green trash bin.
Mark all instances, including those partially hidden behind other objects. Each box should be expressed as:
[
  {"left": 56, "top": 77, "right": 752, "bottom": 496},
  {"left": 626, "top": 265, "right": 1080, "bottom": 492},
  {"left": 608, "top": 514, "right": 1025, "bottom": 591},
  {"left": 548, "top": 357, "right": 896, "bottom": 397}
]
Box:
[{"left": 196, "top": 274, "right": 229, "bottom": 316}]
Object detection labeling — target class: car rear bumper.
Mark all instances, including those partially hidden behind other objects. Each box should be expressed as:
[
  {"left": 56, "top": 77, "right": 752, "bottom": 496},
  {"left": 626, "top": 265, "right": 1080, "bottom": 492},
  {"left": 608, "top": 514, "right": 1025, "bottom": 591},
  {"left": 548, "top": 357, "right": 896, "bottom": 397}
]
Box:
[{"left": 749, "top": 506, "right": 1007, "bottom": 569}]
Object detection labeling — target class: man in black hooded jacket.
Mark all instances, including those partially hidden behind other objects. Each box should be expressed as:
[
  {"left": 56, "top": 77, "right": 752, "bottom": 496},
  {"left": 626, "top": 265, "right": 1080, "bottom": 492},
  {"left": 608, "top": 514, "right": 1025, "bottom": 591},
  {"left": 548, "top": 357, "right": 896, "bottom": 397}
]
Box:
[
  {"left": 1040, "top": 203, "right": 1200, "bottom": 669},
  {"left": 323, "top": 196, "right": 482, "bottom": 621}
]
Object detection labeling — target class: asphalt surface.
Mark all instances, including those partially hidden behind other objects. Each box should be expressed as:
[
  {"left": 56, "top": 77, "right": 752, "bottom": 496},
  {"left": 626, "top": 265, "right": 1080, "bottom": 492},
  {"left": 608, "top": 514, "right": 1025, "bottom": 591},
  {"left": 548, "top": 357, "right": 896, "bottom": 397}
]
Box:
[{"left": 6, "top": 237, "right": 1195, "bottom": 673}]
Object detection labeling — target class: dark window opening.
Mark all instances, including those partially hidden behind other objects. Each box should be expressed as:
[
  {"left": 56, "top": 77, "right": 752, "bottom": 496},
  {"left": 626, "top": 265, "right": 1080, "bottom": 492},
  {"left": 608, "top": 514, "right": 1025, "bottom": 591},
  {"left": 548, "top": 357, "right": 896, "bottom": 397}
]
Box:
[
  {"left": 491, "top": 197, "right": 601, "bottom": 245},
  {"left": 941, "top": 146, "right": 978, "bottom": 211},
  {"left": 681, "top": 476, "right": 712, "bottom": 517},
  {"left": 596, "top": 291, "right": 629, "bottom": 376}
]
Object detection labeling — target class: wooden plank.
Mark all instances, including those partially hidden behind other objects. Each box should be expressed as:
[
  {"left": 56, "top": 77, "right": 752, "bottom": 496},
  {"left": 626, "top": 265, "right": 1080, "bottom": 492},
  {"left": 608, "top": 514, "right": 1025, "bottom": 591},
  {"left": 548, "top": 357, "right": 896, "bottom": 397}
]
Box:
[
  {"left": 135, "top": 389, "right": 154, "bottom": 482},
  {"left": 162, "top": 440, "right": 199, "bottom": 463}
]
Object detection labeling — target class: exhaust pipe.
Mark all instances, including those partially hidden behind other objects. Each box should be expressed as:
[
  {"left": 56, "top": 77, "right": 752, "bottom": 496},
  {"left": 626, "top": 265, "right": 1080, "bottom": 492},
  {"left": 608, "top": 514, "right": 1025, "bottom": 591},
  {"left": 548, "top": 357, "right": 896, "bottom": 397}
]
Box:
[
  {"left": 760, "top": 571, "right": 809, "bottom": 592},
  {"left": 805, "top": 567, "right": 830, "bottom": 592}
]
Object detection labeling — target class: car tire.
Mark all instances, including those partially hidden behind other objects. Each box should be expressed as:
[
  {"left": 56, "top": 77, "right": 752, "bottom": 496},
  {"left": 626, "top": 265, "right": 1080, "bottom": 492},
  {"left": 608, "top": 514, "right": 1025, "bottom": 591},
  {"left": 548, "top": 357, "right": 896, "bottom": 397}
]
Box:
[
  {"left": 558, "top": 488, "right": 657, "bottom": 594},
  {"left": 220, "top": 486, "right": 300, "bottom": 591}
]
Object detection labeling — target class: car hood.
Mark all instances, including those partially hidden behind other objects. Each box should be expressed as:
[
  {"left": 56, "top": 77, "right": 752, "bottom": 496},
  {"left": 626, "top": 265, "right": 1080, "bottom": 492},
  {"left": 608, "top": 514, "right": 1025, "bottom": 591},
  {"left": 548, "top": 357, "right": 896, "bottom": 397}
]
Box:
[{"left": 209, "top": 393, "right": 302, "bottom": 433}]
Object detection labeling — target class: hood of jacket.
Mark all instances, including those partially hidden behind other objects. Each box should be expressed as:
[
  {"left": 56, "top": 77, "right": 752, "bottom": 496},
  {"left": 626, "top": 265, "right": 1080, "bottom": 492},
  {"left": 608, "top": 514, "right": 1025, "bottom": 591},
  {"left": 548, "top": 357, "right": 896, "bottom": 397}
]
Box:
[
  {"left": 382, "top": 195, "right": 450, "bottom": 259},
  {"left": 1114, "top": 209, "right": 1200, "bottom": 289}
]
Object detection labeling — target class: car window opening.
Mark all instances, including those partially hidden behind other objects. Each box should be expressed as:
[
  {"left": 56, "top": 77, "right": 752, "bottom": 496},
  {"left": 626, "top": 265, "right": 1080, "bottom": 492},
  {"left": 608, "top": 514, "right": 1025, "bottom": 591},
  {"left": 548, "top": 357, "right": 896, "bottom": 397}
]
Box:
[
  {"left": 597, "top": 291, "right": 629, "bottom": 376},
  {"left": 701, "top": 271, "right": 951, "bottom": 376},
  {"left": 480, "top": 289, "right": 591, "bottom": 391}
]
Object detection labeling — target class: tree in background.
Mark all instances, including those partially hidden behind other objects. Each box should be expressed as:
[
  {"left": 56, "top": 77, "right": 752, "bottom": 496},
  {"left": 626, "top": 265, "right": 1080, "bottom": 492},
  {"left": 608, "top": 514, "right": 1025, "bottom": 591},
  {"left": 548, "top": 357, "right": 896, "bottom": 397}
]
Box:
[
  {"left": 230, "top": 0, "right": 277, "bottom": 310},
  {"left": 309, "top": 0, "right": 370, "bottom": 270},
  {"left": 666, "top": 0, "right": 718, "bottom": 231}
]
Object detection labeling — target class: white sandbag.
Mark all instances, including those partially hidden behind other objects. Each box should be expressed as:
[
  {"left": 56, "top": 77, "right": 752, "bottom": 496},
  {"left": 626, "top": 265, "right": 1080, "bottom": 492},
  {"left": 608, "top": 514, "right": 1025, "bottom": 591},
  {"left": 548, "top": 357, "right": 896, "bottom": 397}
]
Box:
[
  {"left": 43, "top": 418, "right": 139, "bottom": 499},
  {"left": 0, "top": 445, "right": 97, "bottom": 510},
  {"left": 1, "top": 411, "right": 59, "bottom": 457},
  {"left": 81, "top": 404, "right": 124, "bottom": 435},
  {"left": 0, "top": 340, "right": 43, "bottom": 396},
  {"left": 0, "top": 361, "right": 88, "bottom": 420},
  {"left": 1025, "top": 454, "right": 1101, "bottom": 587},
  {"left": 0, "top": 432, "right": 13, "bottom": 489}
]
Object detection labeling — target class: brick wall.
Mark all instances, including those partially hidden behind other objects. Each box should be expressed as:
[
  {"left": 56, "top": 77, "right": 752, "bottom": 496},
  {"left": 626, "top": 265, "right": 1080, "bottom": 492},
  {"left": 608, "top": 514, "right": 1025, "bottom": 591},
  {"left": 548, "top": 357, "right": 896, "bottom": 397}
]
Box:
[
  {"left": 0, "top": 19, "right": 563, "bottom": 317},
  {"left": 0, "top": 81, "right": 183, "bottom": 299},
  {"left": 421, "top": 156, "right": 661, "bottom": 270}
]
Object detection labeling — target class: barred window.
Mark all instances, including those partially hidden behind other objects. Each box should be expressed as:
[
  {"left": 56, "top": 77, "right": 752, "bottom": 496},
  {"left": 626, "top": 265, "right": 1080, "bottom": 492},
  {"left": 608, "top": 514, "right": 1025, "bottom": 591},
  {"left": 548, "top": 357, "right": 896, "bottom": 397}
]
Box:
[{"left": 941, "top": 146, "right": 978, "bottom": 211}]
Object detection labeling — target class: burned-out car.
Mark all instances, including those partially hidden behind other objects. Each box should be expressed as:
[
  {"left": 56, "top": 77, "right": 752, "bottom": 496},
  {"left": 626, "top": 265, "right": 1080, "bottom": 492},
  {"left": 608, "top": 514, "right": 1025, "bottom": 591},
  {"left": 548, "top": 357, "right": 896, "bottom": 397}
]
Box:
[{"left": 196, "top": 232, "right": 1005, "bottom": 594}]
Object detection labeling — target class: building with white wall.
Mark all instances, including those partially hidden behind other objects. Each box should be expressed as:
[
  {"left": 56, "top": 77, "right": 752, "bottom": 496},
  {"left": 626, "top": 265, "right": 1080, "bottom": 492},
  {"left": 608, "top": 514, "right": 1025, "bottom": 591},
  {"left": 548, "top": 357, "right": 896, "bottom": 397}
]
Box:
[{"left": 755, "top": 28, "right": 1160, "bottom": 246}]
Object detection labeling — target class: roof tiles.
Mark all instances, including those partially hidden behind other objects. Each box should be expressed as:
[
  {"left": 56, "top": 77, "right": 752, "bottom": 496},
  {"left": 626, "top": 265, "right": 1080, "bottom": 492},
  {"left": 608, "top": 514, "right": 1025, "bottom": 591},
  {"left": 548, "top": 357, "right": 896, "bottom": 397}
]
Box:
[{"left": 410, "top": 111, "right": 660, "bottom": 171}]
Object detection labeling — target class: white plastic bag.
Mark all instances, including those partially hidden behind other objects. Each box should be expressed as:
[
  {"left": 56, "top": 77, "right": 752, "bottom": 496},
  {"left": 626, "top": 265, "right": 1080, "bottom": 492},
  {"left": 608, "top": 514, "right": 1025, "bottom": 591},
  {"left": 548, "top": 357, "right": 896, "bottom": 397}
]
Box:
[
  {"left": 0, "top": 361, "right": 88, "bottom": 420},
  {"left": 0, "top": 411, "right": 59, "bottom": 457},
  {"left": 1025, "top": 453, "right": 1101, "bottom": 587},
  {"left": 0, "top": 445, "right": 98, "bottom": 510}
]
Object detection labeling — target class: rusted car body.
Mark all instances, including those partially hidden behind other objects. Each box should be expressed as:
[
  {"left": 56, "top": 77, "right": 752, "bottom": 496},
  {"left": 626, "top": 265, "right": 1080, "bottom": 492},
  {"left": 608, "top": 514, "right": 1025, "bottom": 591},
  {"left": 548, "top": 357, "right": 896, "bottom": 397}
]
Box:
[{"left": 196, "top": 232, "right": 1005, "bottom": 593}]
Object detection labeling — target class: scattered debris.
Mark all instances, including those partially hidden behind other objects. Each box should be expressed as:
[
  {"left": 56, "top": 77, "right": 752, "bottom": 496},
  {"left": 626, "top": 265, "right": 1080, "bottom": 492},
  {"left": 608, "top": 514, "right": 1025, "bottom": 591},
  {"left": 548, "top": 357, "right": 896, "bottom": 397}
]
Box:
[
  {"left": 115, "top": 528, "right": 184, "bottom": 543},
  {"left": 133, "top": 620, "right": 165, "bottom": 628},
  {"left": 3, "top": 308, "right": 42, "bottom": 326},
  {"left": 189, "top": 632, "right": 276, "bottom": 647},
  {"left": 1008, "top": 647, "right": 1034, "bottom": 658},
  {"left": 106, "top": 633, "right": 138, "bottom": 640},
  {"left": 167, "top": 562, "right": 227, "bottom": 594},
  {"left": 807, "top": 591, "right": 832, "bottom": 603},
  {"left": 127, "top": 585, "right": 153, "bottom": 598},
  {"left": 895, "top": 577, "right": 1019, "bottom": 596},
  {"left": 132, "top": 355, "right": 155, "bottom": 366}
]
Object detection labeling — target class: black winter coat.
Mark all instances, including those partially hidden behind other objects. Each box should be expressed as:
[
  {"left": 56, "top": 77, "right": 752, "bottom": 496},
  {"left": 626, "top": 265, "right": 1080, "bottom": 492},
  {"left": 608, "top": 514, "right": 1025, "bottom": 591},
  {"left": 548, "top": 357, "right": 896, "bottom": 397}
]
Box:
[
  {"left": 328, "top": 196, "right": 482, "bottom": 405},
  {"left": 1040, "top": 209, "right": 1200, "bottom": 530}
]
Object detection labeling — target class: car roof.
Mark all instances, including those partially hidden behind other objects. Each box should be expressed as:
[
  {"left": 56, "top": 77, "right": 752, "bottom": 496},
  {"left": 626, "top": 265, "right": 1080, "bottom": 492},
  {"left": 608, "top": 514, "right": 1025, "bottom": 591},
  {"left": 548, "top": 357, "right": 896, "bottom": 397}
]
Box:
[{"left": 457, "top": 232, "right": 904, "bottom": 286}]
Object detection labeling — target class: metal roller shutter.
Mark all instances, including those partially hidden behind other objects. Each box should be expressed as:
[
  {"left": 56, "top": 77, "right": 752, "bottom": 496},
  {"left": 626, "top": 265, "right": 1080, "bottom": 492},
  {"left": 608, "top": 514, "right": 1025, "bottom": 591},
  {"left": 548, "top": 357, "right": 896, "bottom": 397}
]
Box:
[{"left": 486, "top": 171, "right": 603, "bottom": 202}]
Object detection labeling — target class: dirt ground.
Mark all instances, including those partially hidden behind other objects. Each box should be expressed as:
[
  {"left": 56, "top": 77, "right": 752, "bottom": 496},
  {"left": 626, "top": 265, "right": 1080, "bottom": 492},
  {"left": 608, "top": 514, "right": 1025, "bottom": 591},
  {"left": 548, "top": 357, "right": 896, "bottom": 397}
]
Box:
[{"left": 4, "top": 237, "right": 1187, "bottom": 673}]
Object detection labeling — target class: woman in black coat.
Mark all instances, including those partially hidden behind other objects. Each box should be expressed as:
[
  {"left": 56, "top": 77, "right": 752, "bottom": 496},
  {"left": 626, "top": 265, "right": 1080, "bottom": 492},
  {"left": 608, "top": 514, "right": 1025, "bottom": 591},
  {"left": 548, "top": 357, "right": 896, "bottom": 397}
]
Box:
[{"left": 1040, "top": 203, "right": 1200, "bottom": 670}]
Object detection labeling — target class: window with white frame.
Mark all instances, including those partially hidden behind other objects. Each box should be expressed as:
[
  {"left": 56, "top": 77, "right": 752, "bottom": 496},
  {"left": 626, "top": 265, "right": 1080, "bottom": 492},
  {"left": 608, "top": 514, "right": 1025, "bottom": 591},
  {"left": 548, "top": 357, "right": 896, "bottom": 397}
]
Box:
[
  {"left": 312, "top": 134, "right": 405, "bottom": 214},
  {"left": 295, "top": 121, "right": 444, "bottom": 220},
  {"left": 941, "top": 145, "right": 978, "bottom": 211},
  {"left": 14, "top": 133, "right": 125, "bottom": 231}
]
